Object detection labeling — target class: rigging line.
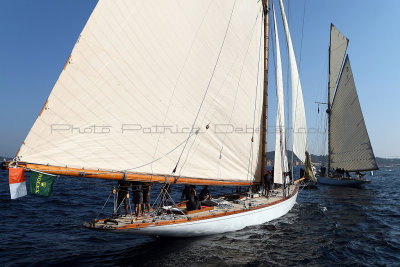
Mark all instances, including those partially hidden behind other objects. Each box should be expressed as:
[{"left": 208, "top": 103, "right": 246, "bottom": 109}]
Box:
[
  {"left": 95, "top": 191, "right": 113, "bottom": 221},
  {"left": 246, "top": 12, "right": 263, "bottom": 181},
  {"left": 297, "top": 0, "right": 307, "bottom": 74},
  {"left": 271, "top": 3, "right": 282, "bottom": 163},
  {"left": 285, "top": 11, "right": 290, "bottom": 152},
  {"left": 182, "top": 9, "right": 263, "bottom": 178},
  {"left": 284, "top": 0, "right": 307, "bottom": 173},
  {"left": 291, "top": 0, "right": 307, "bottom": 135},
  {"left": 219, "top": 10, "right": 262, "bottom": 159},
  {"left": 150, "top": 0, "right": 214, "bottom": 174},
  {"left": 124, "top": 135, "right": 189, "bottom": 172},
  {"left": 178, "top": 11, "right": 262, "bottom": 177},
  {"left": 178, "top": 8, "right": 263, "bottom": 178},
  {"left": 271, "top": 3, "right": 288, "bottom": 182},
  {"left": 31, "top": 132, "right": 190, "bottom": 177},
  {"left": 82, "top": 4, "right": 216, "bottom": 161},
  {"left": 172, "top": 0, "right": 237, "bottom": 175}
]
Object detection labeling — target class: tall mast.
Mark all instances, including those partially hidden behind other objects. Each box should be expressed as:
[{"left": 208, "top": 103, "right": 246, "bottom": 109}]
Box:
[
  {"left": 327, "top": 24, "right": 332, "bottom": 172},
  {"left": 260, "top": 0, "right": 270, "bottom": 182}
]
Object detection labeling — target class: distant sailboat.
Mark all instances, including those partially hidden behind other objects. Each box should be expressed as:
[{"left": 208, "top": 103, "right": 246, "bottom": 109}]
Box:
[
  {"left": 317, "top": 24, "right": 378, "bottom": 186},
  {"left": 4, "top": 0, "right": 310, "bottom": 237}
]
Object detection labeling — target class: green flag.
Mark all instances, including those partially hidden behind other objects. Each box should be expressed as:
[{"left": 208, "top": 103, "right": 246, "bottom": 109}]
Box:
[{"left": 29, "top": 171, "right": 56, "bottom": 196}]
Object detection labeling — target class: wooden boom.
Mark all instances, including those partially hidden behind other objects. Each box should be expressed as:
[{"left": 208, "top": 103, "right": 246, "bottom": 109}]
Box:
[{"left": 2, "top": 161, "right": 253, "bottom": 186}]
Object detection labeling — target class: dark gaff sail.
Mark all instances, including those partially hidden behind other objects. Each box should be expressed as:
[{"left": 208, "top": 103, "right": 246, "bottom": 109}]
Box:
[{"left": 329, "top": 56, "right": 378, "bottom": 171}]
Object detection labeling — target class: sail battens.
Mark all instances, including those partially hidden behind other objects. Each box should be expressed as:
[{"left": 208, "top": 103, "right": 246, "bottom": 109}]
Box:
[
  {"left": 330, "top": 56, "right": 378, "bottom": 171},
  {"left": 17, "top": 0, "right": 264, "bottom": 183},
  {"left": 24, "top": 163, "right": 252, "bottom": 186}
]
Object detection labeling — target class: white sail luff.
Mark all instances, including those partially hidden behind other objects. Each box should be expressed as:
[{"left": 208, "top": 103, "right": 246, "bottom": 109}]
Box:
[
  {"left": 17, "top": 0, "right": 264, "bottom": 182},
  {"left": 278, "top": 0, "right": 308, "bottom": 164},
  {"left": 272, "top": 5, "right": 288, "bottom": 184}
]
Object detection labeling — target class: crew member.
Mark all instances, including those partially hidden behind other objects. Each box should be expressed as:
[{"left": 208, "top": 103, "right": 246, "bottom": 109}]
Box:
[
  {"left": 187, "top": 185, "right": 200, "bottom": 211},
  {"left": 132, "top": 181, "right": 143, "bottom": 217},
  {"left": 116, "top": 180, "right": 130, "bottom": 216},
  {"left": 199, "top": 185, "right": 211, "bottom": 201},
  {"left": 264, "top": 170, "right": 273, "bottom": 198},
  {"left": 142, "top": 183, "right": 151, "bottom": 215}
]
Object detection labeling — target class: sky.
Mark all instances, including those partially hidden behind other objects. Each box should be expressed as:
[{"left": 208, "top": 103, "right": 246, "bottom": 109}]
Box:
[{"left": 0, "top": 0, "right": 399, "bottom": 159}]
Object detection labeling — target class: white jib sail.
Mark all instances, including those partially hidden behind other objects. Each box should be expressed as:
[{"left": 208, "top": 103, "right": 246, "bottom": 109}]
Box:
[
  {"left": 272, "top": 5, "right": 288, "bottom": 185},
  {"left": 16, "top": 0, "right": 264, "bottom": 183},
  {"left": 278, "top": 0, "right": 308, "bottom": 164}
]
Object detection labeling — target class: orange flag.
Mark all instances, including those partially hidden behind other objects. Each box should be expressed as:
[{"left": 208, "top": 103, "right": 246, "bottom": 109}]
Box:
[{"left": 9, "top": 168, "right": 27, "bottom": 199}]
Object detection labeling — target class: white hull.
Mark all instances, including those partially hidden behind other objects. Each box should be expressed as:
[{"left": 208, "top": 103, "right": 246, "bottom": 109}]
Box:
[
  {"left": 111, "top": 190, "right": 298, "bottom": 237},
  {"left": 317, "top": 176, "right": 370, "bottom": 186}
]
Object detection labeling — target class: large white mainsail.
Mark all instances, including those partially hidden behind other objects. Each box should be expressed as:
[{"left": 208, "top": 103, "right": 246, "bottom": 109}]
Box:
[
  {"left": 16, "top": 1, "right": 265, "bottom": 183},
  {"left": 272, "top": 4, "right": 288, "bottom": 184},
  {"left": 278, "top": 0, "right": 308, "bottom": 164}
]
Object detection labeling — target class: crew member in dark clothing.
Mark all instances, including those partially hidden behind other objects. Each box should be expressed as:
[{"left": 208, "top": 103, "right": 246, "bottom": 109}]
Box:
[
  {"left": 142, "top": 183, "right": 151, "bottom": 215},
  {"left": 320, "top": 166, "right": 326, "bottom": 177},
  {"left": 181, "top": 185, "right": 190, "bottom": 202},
  {"left": 187, "top": 185, "right": 200, "bottom": 211},
  {"left": 199, "top": 185, "right": 211, "bottom": 201},
  {"left": 116, "top": 180, "right": 130, "bottom": 216},
  {"left": 264, "top": 170, "right": 273, "bottom": 198},
  {"left": 132, "top": 181, "right": 143, "bottom": 217}
]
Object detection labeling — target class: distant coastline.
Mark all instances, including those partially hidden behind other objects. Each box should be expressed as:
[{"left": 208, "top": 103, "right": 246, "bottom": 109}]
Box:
[{"left": 265, "top": 151, "right": 400, "bottom": 168}]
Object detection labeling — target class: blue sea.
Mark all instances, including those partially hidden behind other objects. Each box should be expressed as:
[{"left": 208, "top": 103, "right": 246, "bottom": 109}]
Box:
[{"left": 1, "top": 167, "right": 399, "bottom": 266}]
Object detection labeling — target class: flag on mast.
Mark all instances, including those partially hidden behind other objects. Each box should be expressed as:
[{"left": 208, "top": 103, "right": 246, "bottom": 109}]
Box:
[{"left": 9, "top": 168, "right": 27, "bottom": 199}]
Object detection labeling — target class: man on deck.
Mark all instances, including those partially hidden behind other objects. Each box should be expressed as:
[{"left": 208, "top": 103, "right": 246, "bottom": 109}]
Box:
[
  {"left": 199, "top": 185, "right": 211, "bottom": 201},
  {"left": 264, "top": 170, "right": 273, "bottom": 198},
  {"left": 116, "top": 180, "right": 130, "bottom": 216},
  {"left": 142, "top": 183, "right": 151, "bottom": 215},
  {"left": 132, "top": 181, "right": 143, "bottom": 218},
  {"left": 188, "top": 185, "right": 201, "bottom": 211}
]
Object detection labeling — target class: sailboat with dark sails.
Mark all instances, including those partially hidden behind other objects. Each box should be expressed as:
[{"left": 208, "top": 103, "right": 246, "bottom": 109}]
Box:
[
  {"left": 317, "top": 24, "right": 378, "bottom": 186},
  {"left": 4, "top": 0, "right": 311, "bottom": 237}
]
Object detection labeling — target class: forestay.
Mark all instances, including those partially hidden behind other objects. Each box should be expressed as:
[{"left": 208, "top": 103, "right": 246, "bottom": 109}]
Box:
[
  {"left": 330, "top": 56, "right": 378, "bottom": 171},
  {"left": 17, "top": 0, "right": 265, "bottom": 183}
]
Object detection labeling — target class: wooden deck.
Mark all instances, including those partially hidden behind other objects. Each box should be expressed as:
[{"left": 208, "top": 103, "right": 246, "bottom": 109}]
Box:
[{"left": 85, "top": 185, "right": 297, "bottom": 231}]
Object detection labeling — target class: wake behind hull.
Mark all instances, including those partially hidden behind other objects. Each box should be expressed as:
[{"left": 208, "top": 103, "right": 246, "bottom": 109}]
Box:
[{"left": 317, "top": 176, "right": 370, "bottom": 187}]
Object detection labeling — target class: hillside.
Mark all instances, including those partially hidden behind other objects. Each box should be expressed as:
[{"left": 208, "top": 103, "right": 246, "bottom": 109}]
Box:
[{"left": 266, "top": 151, "right": 399, "bottom": 168}]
